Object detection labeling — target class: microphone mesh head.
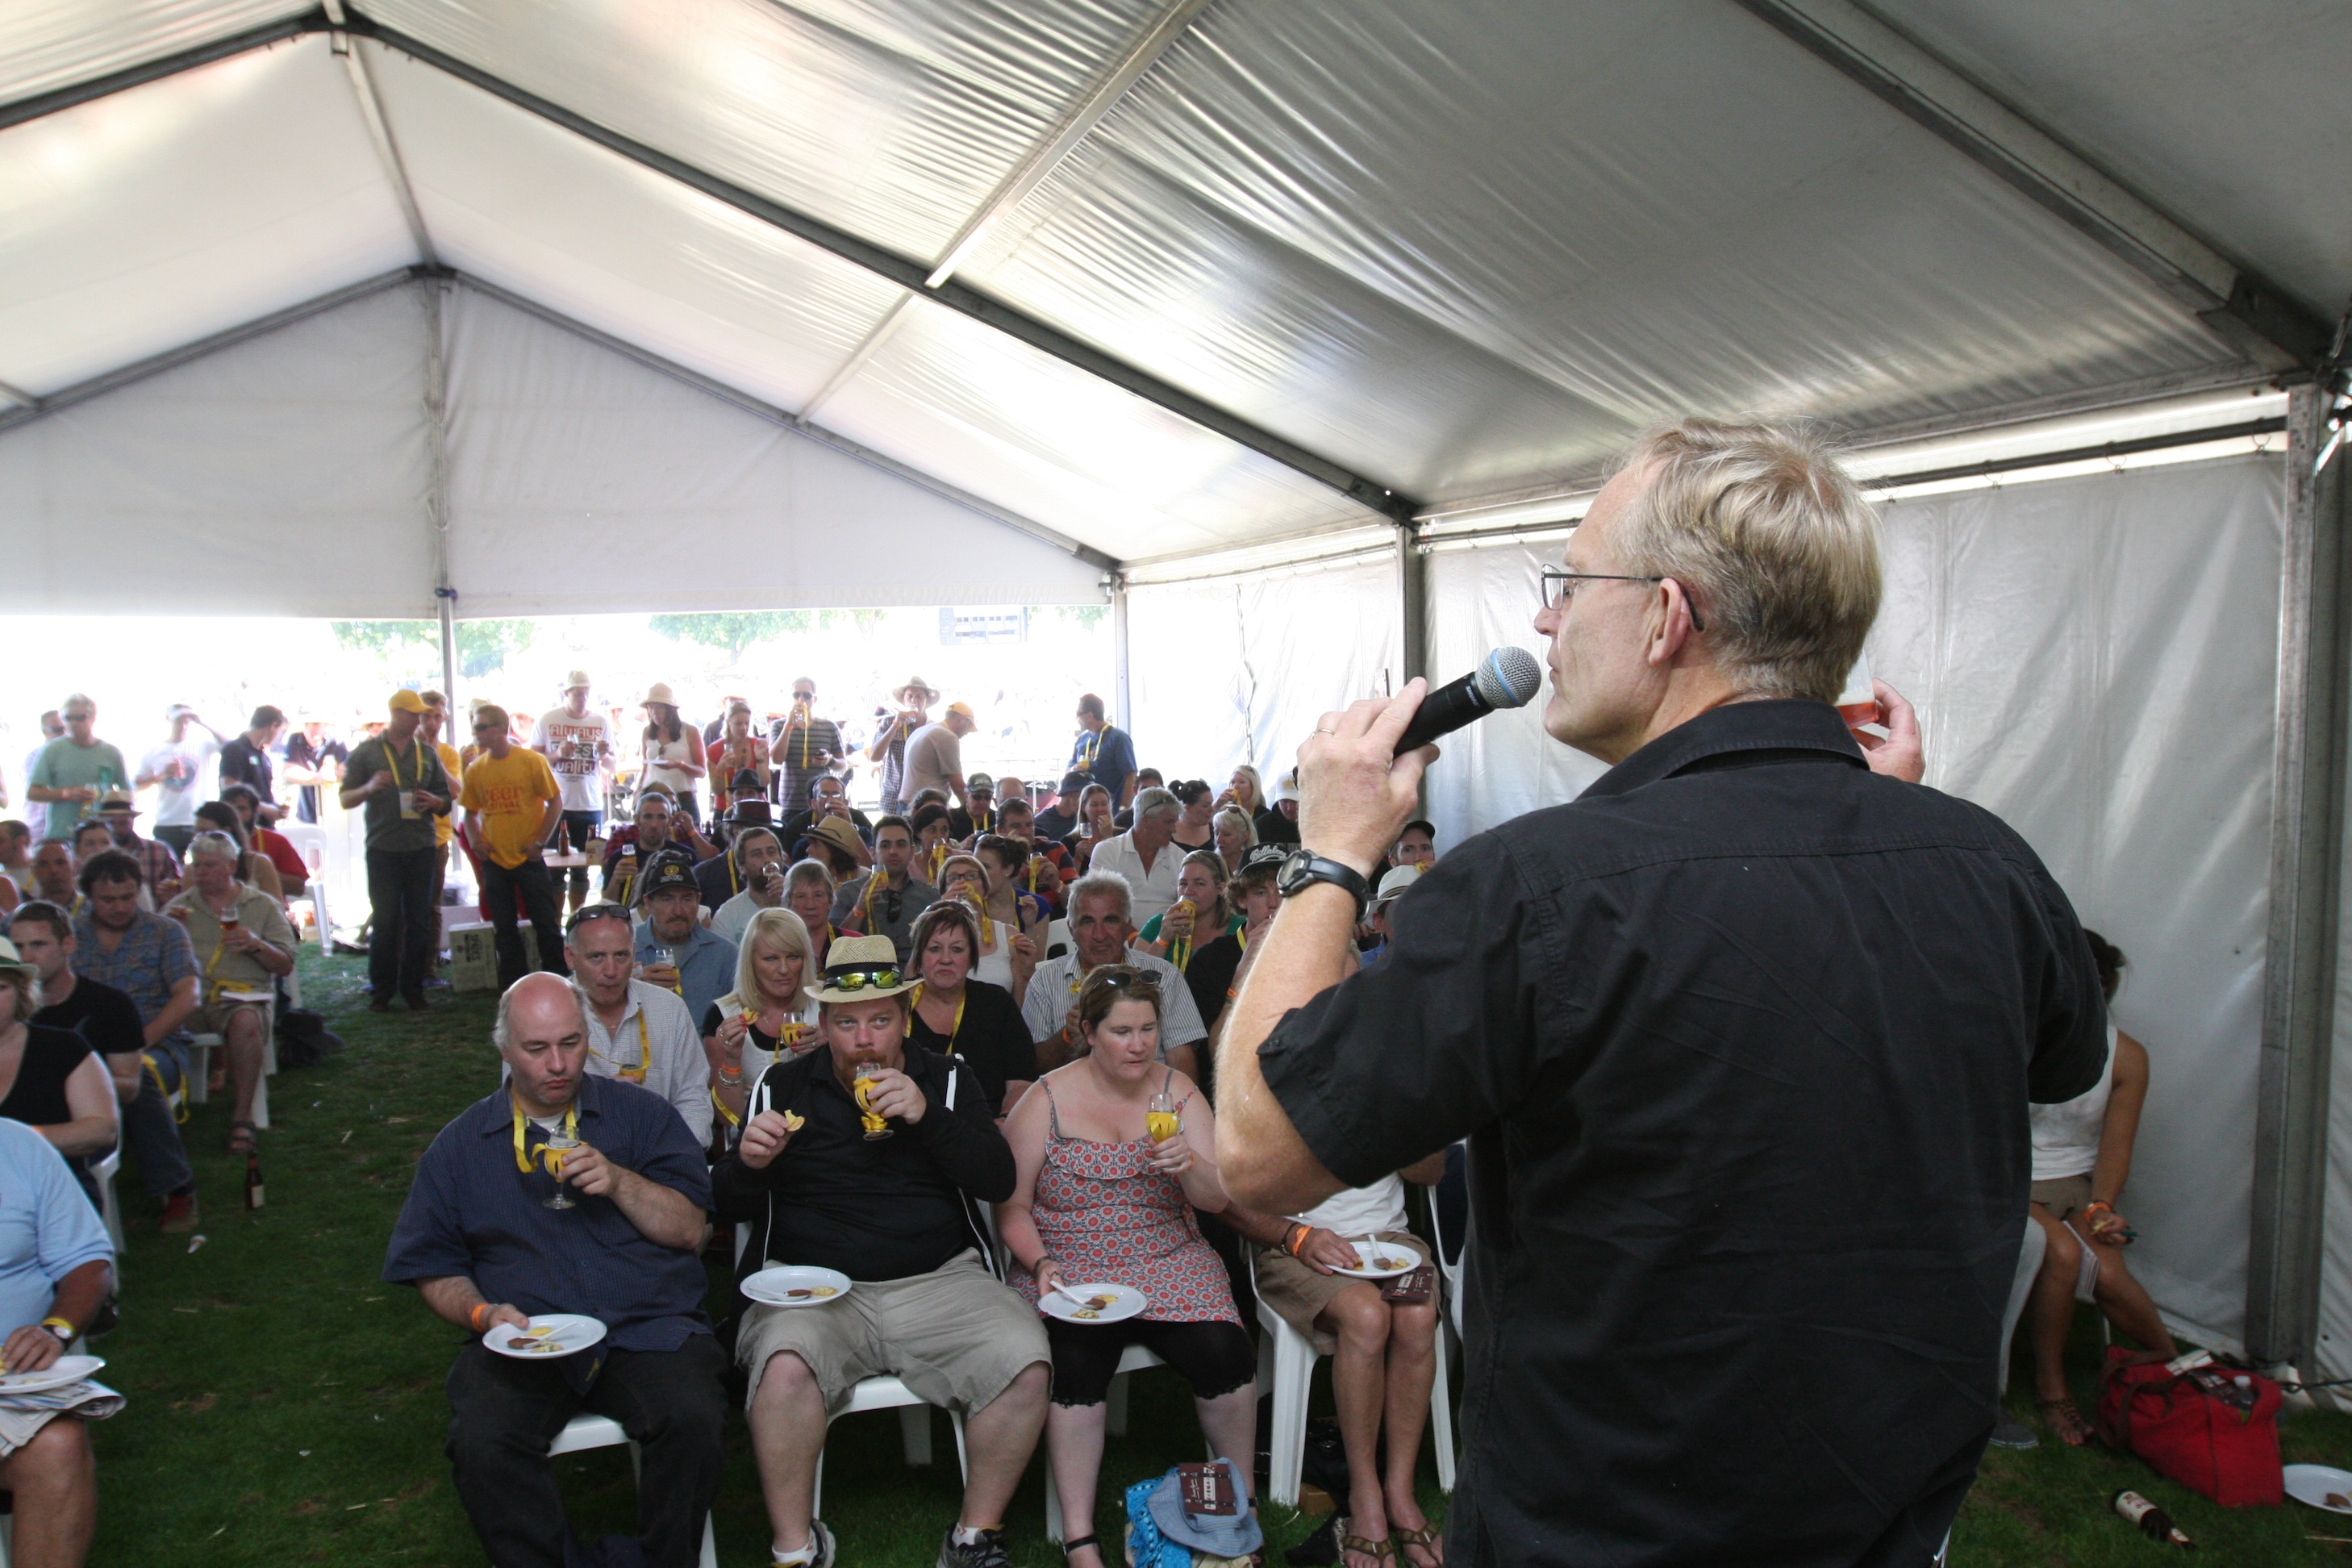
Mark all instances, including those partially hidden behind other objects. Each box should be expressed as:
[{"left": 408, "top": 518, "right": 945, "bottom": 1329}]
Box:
[{"left": 1474, "top": 647, "right": 1545, "bottom": 709}]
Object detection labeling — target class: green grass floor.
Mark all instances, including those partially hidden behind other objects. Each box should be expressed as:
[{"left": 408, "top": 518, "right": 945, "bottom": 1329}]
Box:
[{"left": 81, "top": 949, "right": 2352, "bottom": 1564}]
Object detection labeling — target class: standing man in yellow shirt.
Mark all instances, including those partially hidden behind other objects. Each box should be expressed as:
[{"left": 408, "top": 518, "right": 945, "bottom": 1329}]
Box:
[{"left": 457, "top": 706, "right": 567, "bottom": 990}]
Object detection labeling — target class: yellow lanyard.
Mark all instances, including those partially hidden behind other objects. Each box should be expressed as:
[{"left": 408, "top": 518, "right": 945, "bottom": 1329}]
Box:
[
  {"left": 586, "top": 1009, "right": 651, "bottom": 1083},
  {"left": 1078, "top": 729, "right": 1101, "bottom": 772},
  {"left": 385, "top": 739, "right": 411, "bottom": 790},
  {"left": 1170, "top": 934, "right": 1191, "bottom": 973},
  {"left": 798, "top": 712, "right": 811, "bottom": 769},
  {"left": 511, "top": 1102, "right": 578, "bottom": 1173},
  {"left": 909, "top": 982, "right": 966, "bottom": 1052},
  {"left": 927, "top": 842, "right": 947, "bottom": 882},
  {"left": 862, "top": 872, "right": 894, "bottom": 929}
]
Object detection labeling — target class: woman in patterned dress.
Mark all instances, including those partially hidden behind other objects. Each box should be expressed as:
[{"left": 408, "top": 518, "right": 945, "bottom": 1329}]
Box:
[{"left": 999, "top": 966, "right": 1257, "bottom": 1568}]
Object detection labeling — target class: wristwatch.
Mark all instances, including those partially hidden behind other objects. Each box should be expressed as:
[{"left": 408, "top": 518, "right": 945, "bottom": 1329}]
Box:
[{"left": 1278, "top": 849, "right": 1373, "bottom": 923}]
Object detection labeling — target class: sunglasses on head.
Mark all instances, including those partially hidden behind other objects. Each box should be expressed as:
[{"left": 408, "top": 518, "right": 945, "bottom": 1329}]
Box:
[
  {"left": 828, "top": 965, "right": 902, "bottom": 992},
  {"left": 1094, "top": 965, "right": 1161, "bottom": 995}
]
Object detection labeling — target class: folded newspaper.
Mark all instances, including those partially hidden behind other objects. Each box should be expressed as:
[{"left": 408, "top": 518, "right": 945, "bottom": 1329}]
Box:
[{"left": 0, "top": 1382, "right": 124, "bottom": 1454}]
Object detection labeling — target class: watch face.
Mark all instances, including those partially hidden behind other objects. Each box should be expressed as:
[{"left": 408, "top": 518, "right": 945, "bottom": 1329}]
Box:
[{"left": 1276, "top": 849, "right": 1316, "bottom": 897}]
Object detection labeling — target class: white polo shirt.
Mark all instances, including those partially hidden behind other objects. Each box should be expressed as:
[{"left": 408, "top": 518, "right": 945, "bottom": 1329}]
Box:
[
  {"left": 1022, "top": 946, "right": 1206, "bottom": 1054},
  {"left": 1087, "top": 832, "right": 1183, "bottom": 928}
]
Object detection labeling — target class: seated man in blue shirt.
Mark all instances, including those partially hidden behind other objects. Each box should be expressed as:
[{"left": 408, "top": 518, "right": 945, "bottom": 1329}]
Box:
[
  {"left": 632, "top": 855, "right": 736, "bottom": 1027},
  {"left": 383, "top": 973, "right": 723, "bottom": 1568}
]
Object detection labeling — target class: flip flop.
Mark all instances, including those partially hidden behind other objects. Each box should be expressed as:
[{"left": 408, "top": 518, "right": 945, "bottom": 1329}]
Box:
[
  {"left": 2037, "top": 1397, "right": 2095, "bottom": 1446},
  {"left": 227, "top": 1120, "right": 258, "bottom": 1155},
  {"left": 1393, "top": 1523, "right": 1443, "bottom": 1568},
  {"left": 1337, "top": 1520, "right": 1396, "bottom": 1568}
]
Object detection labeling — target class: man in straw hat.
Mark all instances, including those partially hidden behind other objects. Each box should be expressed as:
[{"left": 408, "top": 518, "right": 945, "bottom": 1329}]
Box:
[
  {"left": 714, "top": 933, "right": 1047, "bottom": 1568},
  {"left": 867, "top": 677, "right": 937, "bottom": 816},
  {"left": 532, "top": 671, "right": 614, "bottom": 916}
]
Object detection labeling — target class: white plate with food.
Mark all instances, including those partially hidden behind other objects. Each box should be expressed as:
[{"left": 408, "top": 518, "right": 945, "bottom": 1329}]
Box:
[
  {"left": 1040, "top": 1282, "right": 1147, "bottom": 1324},
  {"left": 2285, "top": 1463, "right": 2352, "bottom": 1512},
  {"left": 742, "top": 1266, "right": 853, "bottom": 1308},
  {"left": 0, "top": 1354, "right": 104, "bottom": 1395},
  {"left": 1331, "top": 1241, "right": 1422, "bottom": 1280},
  {"left": 485, "top": 1314, "right": 607, "bottom": 1359}
]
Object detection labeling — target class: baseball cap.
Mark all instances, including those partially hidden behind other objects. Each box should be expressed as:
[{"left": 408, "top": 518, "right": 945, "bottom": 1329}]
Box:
[
  {"left": 1057, "top": 770, "right": 1088, "bottom": 795},
  {"left": 967, "top": 773, "right": 995, "bottom": 792},
  {"left": 388, "top": 689, "right": 429, "bottom": 715},
  {"left": 640, "top": 854, "right": 699, "bottom": 900},
  {"left": 946, "top": 701, "right": 976, "bottom": 721}
]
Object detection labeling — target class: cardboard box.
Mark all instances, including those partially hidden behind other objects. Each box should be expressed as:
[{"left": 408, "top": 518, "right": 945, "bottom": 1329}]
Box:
[{"left": 448, "top": 921, "right": 499, "bottom": 992}]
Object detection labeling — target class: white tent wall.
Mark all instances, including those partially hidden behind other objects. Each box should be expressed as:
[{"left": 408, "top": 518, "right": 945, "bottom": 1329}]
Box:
[
  {"left": 1127, "top": 553, "right": 1401, "bottom": 786},
  {"left": 0, "top": 281, "right": 436, "bottom": 616},
  {"left": 1424, "top": 454, "right": 2286, "bottom": 1350},
  {"left": 0, "top": 274, "right": 1109, "bottom": 615}
]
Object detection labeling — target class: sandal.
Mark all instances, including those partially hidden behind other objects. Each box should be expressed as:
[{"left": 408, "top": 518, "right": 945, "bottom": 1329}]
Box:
[
  {"left": 206, "top": 1064, "right": 227, "bottom": 1095},
  {"left": 1393, "top": 1524, "right": 1443, "bottom": 1568},
  {"left": 1337, "top": 1520, "right": 1396, "bottom": 1568},
  {"left": 2037, "top": 1397, "right": 2094, "bottom": 1446},
  {"left": 227, "top": 1120, "right": 258, "bottom": 1155}
]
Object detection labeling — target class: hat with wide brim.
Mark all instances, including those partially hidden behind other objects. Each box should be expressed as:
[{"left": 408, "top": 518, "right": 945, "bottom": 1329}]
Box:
[
  {"left": 1374, "top": 863, "right": 1422, "bottom": 907},
  {"left": 804, "top": 933, "right": 918, "bottom": 1006},
  {"left": 894, "top": 677, "right": 940, "bottom": 705},
  {"left": 563, "top": 669, "right": 592, "bottom": 691},
  {"left": 94, "top": 787, "right": 138, "bottom": 816},
  {"left": 806, "top": 815, "right": 865, "bottom": 860},
  {"left": 642, "top": 682, "right": 677, "bottom": 707},
  {"left": 0, "top": 936, "right": 35, "bottom": 986},
  {"left": 1145, "top": 1459, "right": 1262, "bottom": 1558}
]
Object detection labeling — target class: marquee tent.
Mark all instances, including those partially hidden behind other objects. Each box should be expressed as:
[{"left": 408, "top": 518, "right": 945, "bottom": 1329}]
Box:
[{"left": 0, "top": 2, "right": 2346, "bottom": 1380}]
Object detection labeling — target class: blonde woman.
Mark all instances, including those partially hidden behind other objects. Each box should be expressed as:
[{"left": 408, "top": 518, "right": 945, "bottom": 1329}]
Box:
[
  {"left": 1220, "top": 765, "right": 1264, "bottom": 816},
  {"left": 782, "top": 859, "right": 837, "bottom": 972},
  {"left": 704, "top": 906, "right": 819, "bottom": 1139},
  {"left": 1211, "top": 806, "right": 1257, "bottom": 878},
  {"left": 935, "top": 853, "right": 1036, "bottom": 999}
]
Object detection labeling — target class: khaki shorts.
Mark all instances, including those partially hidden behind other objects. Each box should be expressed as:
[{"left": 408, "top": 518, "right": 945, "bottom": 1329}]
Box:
[
  {"left": 192, "top": 997, "right": 273, "bottom": 1040},
  {"left": 1254, "top": 1230, "right": 1428, "bottom": 1356},
  {"left": 2031, "top": 1174, "right": 2094, "bottom": 1221},
  {"left": 736, "top": 1249, "right": 1049, "bottom": 1417}
]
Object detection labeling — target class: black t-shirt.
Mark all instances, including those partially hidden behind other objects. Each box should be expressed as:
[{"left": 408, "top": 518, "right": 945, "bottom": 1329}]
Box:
[
  {"left": 33, "top": 975, "right": 146, "bottom": 1062},
  {"left": 1253, "top": 805, "right": 1300, "bottom": 846},
  {"left": 1183, "top": 934, "right": 1245, "bottom": 1044},
  {"left": 1257, "top": 700, "right": 2107, "bottom": 1568},
  {"left": 0, "top": 1024, "right": 91, "bottom": 1132},
  {"left": 218, "top": 735, "right": 274, "bottom": 803},
  {"left": 906, "top": 982, "right": 1034, "bottom": 1116}
]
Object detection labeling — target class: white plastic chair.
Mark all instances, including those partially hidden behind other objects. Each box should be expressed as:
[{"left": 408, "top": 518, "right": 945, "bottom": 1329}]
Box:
[
  {"left": 548, "top": 1413, "right": 719, "bottom": 1568},
  {"left": 185, "top": 1028, "right": 271, "bottom": 1128},
  {"left": 1422, "top": 1152, "right": 1468, "bottom": 1346},
  {"left": 91, "top": 1147, "right": 123, "bottom": 1258},
  {"left": 277, "top": 821, "right": 332, "bottom": 947},
  {"left": 1253, "top": 1254, "right": 1454, "bottom": 1507},
  {"left": 810, "top": 1375, "right": 969, "bottom": 1519},
  {"left": 1999, "top": 1218, "right": 2049, "bottom": 1393}
]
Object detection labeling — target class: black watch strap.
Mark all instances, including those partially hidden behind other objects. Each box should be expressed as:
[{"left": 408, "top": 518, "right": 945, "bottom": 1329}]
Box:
[{"left": 1278, "top": 849, "right": 1372, "bottom": 922}]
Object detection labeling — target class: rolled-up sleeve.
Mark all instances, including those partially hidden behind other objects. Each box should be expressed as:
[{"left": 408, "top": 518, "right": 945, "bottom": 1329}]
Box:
[
  {"left": 1257, "top": 835, "right": 1546, "bottom": 1187},
  {"left": 382, "top": 1129, "right": 469, "bottom": 1284}
]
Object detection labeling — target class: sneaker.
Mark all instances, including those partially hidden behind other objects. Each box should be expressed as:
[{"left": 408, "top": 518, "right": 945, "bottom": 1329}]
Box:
[
  {"left": 936, "top": 1524, "right": 1011, "bottom": 1568},
  {"left": 774, "top": 1520, "right": 836, "bottom": 1568},
  {"left": 160, "top": 1192, "right": 200, "bottom": 1234},
  {"left": 1986, "top": 1416, "right": 2040, "bottom": 1449}
]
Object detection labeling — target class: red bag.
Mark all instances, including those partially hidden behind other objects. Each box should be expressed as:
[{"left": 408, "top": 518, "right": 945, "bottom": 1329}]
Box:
[{"left": 2096, "top": 1347, "right": 2283, "bottom": 1507}]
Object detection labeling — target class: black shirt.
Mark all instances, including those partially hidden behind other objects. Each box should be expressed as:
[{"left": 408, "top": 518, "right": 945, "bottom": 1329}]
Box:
[
  {"left": 1257, "top": 700, "right": 2106, "bottom": 1568},
  {"left": 711, "top": 1042, "right": 1013, "bottom": 1289},
  {"left": 0, "top": 1024, "right": 90, "bottom": 1132},
  {"left": 1183, "top": 934, "right": 1245, "bottom": 1044},
  {"left": 33, "top": 976, "right": 146, "bottom": 1064},
  {"left": 217, "top": 735, "right": 274, "bottom": 803},
  {"left": 906, "top": 982, "right": 1035, "bottom": 1116},
  {"left": 1253, "top": 804, "right": 1299, "bottom": 847},
  {"left": 1033, "top": 806, "right": 1078, "bottom": 844}
]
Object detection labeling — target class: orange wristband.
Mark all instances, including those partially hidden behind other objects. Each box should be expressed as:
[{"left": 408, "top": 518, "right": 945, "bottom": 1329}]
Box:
[
  {"left": 469, "top": 1302, "right": 490, "bottom": 1333},
  {"left": 1285, "top": 1224, "right": 1310, "bottom": 1257}
]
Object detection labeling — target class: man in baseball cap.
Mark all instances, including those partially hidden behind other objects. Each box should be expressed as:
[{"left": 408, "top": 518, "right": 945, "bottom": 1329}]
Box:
[
  {"left": 713, "top": 931, "right": 1049, "bottom": 1568},
  {"left": 342, "top": 689, "right": 455, "bottom": 1010},
  {"left": 632, "top": 854, "right": 736, "bottom": 1028}
]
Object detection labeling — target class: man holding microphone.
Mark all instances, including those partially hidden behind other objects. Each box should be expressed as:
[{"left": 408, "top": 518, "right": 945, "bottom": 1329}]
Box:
[{"left": 1218, "top": 419, "right": 2107, "bottom": 1567}]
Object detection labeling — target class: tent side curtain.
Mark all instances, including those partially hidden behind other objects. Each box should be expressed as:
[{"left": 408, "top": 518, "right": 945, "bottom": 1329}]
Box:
[
  {"left": 1426, "top": 452, "right": 2283, "bottom": 1352},
  {"left": 0, "top": 276, "right": 1108, "bottom": 616},
  {"left": 1126, "top": 554, "right": 1401, "bottom": 789}
]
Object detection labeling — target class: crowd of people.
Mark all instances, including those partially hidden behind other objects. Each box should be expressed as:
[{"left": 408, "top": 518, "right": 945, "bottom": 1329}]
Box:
[{"left": 0, "top": 612, "right": 2176, "bottom": 1568}]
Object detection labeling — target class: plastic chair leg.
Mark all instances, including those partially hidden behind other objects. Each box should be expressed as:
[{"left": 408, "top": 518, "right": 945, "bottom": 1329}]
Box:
[
  {"left": 1106, "top": 1370, "right": 1131, "bottom": 1437},
  {"left": 1266, "top": 1323, "right": 1314, "bottom": 1506},
  {"left": 899, "top": 1403, "right": 933, "bottom": 1466},
  {"left": 1429, "top": 1321, "right": 1456, "bottom": 1494}
]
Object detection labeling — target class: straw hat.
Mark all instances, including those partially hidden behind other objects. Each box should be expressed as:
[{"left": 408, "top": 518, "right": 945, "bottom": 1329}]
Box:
[
  {"left": 643, "top": 682, "right": 677, "bottom": 707},
  {"left": 562, "top": 669, "right": 591, "bottom": 691},
  {"left": 1373, "top": 863, "right": 1422, "bottom": 907},
  {"left": 894, "top": 676, "right": 940, "bottom": 705},
  {"left": 0, "top": 936, "right": 34, "bottom": 986},
  {"left": 806, "top": 815, "right": 864, "bottom": 861},
  {"left": 805, "top": 934, "right": 916, "bottom": 1005}
]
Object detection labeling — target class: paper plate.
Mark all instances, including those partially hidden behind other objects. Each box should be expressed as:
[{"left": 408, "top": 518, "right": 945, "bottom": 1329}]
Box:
[
  {"left": 1331, "top": 1241, "right": 1423, "bottom": 1280},
  {"left": 0, "top": 1354, "right": 104, "bottom": 1395},
  {"left": 743, "top": 1266, "right": 853, "bottom": 1307},
  {"left": 1040, "top": 1282, "right": 1147, "bottom": 1324},
  {"left": 485, "top": 1314, "right": 607, "bottom": 1360},
  {"left": 2285, "top": 1463, "right": 2352, "bottom": 1512}
]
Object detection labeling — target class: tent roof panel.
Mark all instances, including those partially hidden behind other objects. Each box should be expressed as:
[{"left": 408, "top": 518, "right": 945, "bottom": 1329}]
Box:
[
  {"left": 0, "top": 37, "right": 416, "bottom": 394},
  {"left": 0, "top": 0, "right": 307, "bottom": 103},
  {"left": 366, "top": 41, "right": 906, "bottom": 412},
  {"left": 819, "top": 295, "right": 1379, "bottom": 561},
  {"left": 360, "top": 0, "right": 1173, "bottom": 268},
  {"left": 1875, "top": 0, "right": 2352, "bottom": 315},
  {"left": 973, "top": 0, "right": 2241, "bottom": 504}
]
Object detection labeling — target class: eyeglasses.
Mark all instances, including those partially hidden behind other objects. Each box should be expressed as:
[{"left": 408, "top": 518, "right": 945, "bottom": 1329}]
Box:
[
  {"left": 565, "top": 901, "right": 632, "bottom": 935},
  {"left": 1540, "top": 567, "right": 1707, "bottom": 632},
  {"left": 828, "top": 966, "right": 902, "bottom": 992},
  {"left": 1093, "top": 966, "right": 1162, "bottom": 997}
]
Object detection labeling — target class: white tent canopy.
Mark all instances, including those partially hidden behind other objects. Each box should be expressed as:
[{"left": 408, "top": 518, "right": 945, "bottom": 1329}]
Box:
[{"left": 2, "top": 2, "right": 2347, "bottom": 1373}]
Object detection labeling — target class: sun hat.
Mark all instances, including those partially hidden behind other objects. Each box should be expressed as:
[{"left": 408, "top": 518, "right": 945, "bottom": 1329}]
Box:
[
  {"left": 1143, "top": 1458, "right": 1262, "bottom": 1558},
  {"left": 562, "top": 669, "right": 591, "bottom": 691},
  {"left": 894, "top": 677, "right": 940, "bottom": 705},
  {"left": 643, "top": 682, "right": 677, "bottom": 707},
  {"left": 94, "top": 787, "right": 138, "bottom": 817},
  {"left": 805, "top": 933, "right": 918, "bottom": 1005},
  {"left": 0, "top": 936, "right": 35, "bottom": 986},
  {"left": 1374, "top": 864, "right": 1423, "bottom": 907},
  {"left": 388, "top": 689, "right": 429, "bottom": 715},
  {"left": 806, "top": 815, "right": 865, "bottom": 860}
]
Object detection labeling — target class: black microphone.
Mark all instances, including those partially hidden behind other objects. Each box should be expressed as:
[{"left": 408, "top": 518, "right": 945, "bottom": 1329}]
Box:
[{"left": 1394, "top": 647, "right": 1545, "bottom": 756}]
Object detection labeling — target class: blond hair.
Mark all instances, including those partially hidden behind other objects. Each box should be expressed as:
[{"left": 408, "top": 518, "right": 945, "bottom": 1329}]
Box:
[
  {"left": 1612, "top": 419, "right": 1879, "bottom": 702},
  {"left": 724, "top": 906, "right": 812, "bottom": 1015}
]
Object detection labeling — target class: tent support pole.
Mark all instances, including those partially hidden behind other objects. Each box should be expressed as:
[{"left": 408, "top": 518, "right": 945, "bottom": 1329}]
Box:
[
  {"left": 2247, "top": 383, "right": 2350, "bottom": 1368},
  {"left": 1398, "top": 524, "right": 1429, "bottom": 687},
  {"left": 422, "top": 274, "right": 457, "bottom": 708},
  {"left": 1112, "top": 576, "right": 1133, "bottom": 736}
]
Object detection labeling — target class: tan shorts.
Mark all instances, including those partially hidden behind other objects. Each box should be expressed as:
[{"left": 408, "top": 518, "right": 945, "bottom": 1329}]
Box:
[
  {"left": 2031, "top": 1174, "right": 2094, "bottom": 1221},
  {"left": 192, "top": 998, "right": 272, "bottom": 1039},
  {"left": 736, "top": 1249, "right": 1049, "bottom": 1417},
  {"left": 1254, "top": 1230, "right": 1428, "bottom": 1356}
]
